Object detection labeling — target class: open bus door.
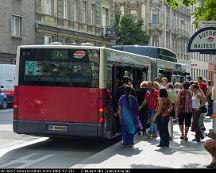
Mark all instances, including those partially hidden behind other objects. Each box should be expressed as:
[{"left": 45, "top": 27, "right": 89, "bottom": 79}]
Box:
[{"left": 111, "top": 65, "right": 148, "bottom": 137}]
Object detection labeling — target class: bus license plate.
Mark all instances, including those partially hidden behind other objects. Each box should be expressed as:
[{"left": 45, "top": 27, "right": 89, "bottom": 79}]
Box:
[{"left": 48, "top": 125, "right": 67, "bottom": 131}]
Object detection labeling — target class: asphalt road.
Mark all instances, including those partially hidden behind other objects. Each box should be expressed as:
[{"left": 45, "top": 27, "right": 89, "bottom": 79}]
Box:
[{"left": 0, "top": 109, "right": 118, "bottom": 168}]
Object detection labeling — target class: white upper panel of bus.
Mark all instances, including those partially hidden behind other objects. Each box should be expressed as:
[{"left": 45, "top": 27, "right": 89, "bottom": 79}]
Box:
[{"left": 18, "top": 44, "right": 102, "bottom": 50}]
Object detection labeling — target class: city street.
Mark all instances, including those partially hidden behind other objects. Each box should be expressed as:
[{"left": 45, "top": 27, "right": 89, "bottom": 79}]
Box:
[
  {"left": 0, "top": 109, "right": 117, "bottom": 168},
  {"left": 0, "top": 108, "right": 214, "bottom": 169},
  {"left": 0, "top": 0, "right": 215, "bottom": 170}
]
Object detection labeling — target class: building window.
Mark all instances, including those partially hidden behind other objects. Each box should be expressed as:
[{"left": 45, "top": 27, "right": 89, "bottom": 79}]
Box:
[
  {"left": 90, "top": 4, "right": 96, "bottom": 25},
  {"left": 102, "top": 8, "right": 107, "bottom": 27},
  {"left": 101, "top": 7, "right": 110, "bottom": 27},
  {"left": 45, "top": 0, "right": 52, "bottom": 16},
  {"left": 83, "top": 1, "right": 87, "bottom": 23},
  {"left": 11, "top": 15, "right": 22, "bottom": 37},
  {"left": 130, "top": 10, "right": 137, "bottom": 18},
  {"left": 152, "top": 12, "right": 158, "bottom": 24},
  {"left": 44, "top": 35, "right": 53, "bottom": 44},
  {"left": 74, "top": 0, "right": 79, "bottom": 21},
  {"left": 63, "top": 0, "right": 68, "bottom": 19}
]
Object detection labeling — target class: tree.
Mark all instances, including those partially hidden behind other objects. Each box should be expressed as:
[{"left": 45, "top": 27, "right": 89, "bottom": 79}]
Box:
[
  {"left": 193, "top": 0, "right": 216, "bottom": 26},
  {"left": 166, "top": 0, "right": 196, "bottom": 8},
  {"left": 166, "top": 0, "right": 216, "bottom": 26},
  {"left": 115, "top": 15, "right": 149, "bottom": 45}
]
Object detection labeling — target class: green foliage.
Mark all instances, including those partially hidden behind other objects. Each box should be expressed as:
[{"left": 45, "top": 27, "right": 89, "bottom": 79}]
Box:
[
  {"left": 193, "top": 0, "right": 216, "bottom": 27},
  {"left": 115, "top": 15, "right": 149, "bottom": 45},
  {"left": 166, "top": 0, "right": 196, "bottom": 8},
  {"left": 165, "top": 0, "right": 216, "bottom": 27}
]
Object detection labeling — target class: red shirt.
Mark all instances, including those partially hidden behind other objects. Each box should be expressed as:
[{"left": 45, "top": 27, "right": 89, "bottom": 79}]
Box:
[
  {"left": 145, "top": 89, "right": 158, "bottom": 110},
  {"left": 199, "top": 83, "right": 208, "bottom": 96}
]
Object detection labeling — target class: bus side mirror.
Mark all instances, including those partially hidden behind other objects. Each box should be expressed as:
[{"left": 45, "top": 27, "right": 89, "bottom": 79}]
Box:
[{"left": 0, "top": 86, "right": 3, "bottom": 88}]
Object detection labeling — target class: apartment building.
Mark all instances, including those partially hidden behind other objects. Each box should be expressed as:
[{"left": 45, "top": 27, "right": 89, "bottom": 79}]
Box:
[
  {"left": 116, "top": 0, "right": 209, "bottom": 79},
  {"left": 35, "top": 0, "right": 115, "bottom": 46},
  {"left": 0, "top": 0, "right": 36, "bottom": 64}
]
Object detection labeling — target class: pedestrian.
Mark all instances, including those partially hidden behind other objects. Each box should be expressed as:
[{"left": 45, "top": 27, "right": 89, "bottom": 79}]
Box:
[
  {"left": 199, "top": 87, "right": 207, "bottom": 132},
  {"left": 140, "top": 81, "right": 159, "bottom": 138},
  {"left": 118, "top": 85, "right": 141, "bottom": 148},
  {"left": 198, "top": 77, "right": 208, "bottom": 96},
  {"left": 206, "top": 80, "right": 213, "bottom": 116},
  {"left": 191, "top": 84, "right": 204, "bottom": 142},
  {"left": 174, "top": 82, "right": 182, "bottom": 94},
  {"left": 114, "top": 76, "right": 136, "bottom": 114},
  {"left": 204, "top": 129, "right": 216, "bottom": 168},
  {"left": 136, "top": 81, "right": 149, "bottom": 136},
  {"left": 160, "top": 77, "right": 168, "bottom": 89},
  {"left": 166, "top": 83, "right": 177, "bottom": 141},
  {"left": 153, "top": 88, "right": 173, "bottom": 147},
  {"left": 176, "top": 81, "right": 193, "bottom": 141},
  {"left": 154, "top": 78, "right": 161, "bottom": 84}
]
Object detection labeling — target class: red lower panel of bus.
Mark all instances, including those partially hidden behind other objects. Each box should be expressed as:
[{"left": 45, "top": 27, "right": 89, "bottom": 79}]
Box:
[{"left": 17, "top": 86, "right": 100, "bottom": 123}]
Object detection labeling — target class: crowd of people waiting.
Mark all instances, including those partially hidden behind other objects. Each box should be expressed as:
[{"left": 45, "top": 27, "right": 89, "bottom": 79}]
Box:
[{"left": 114, "top": 76, "right": 216, "bottom": 168}]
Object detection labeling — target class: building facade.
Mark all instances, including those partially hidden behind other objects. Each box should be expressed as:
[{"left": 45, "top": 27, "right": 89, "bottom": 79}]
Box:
[
  {"left": 116, "top": 0, "right": 209, "bottom": 80},
  {"left": 35, "top": 0, "right": 115, "bottom": 46},
  {"left": 0, "top": 0, "right": 36, "bottom": 64}
]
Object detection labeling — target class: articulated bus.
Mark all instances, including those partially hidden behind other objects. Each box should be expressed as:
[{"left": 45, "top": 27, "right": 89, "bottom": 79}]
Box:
[
  {"left": 112, "top": 45, "right": 189, "bottom": 82},
  {"left": 13, "top": 44, "right": 151, "bottom": 139}
]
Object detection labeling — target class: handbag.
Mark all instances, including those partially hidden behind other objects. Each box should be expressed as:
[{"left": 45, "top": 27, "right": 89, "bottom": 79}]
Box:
[{"left": 201, "top": 106, "right": 207, "bottom": 113}]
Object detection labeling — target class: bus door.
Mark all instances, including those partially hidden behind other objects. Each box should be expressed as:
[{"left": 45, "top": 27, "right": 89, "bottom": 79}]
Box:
[
  {"left": 111, "top": 65, "right": 125, "bottom": 136},
  {"left": 131, "top": 67, "right": 145, "bottom": 91}
]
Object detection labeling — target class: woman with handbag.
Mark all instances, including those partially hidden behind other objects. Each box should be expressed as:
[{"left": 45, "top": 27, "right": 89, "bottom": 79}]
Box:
[{"left": 153, "top": 88, "right": 173, "bottom": 147}]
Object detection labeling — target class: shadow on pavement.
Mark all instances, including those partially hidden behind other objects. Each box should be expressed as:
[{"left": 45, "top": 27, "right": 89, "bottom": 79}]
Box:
[{"left": 0, "top": 137, "right": 120, "bottom": 168}]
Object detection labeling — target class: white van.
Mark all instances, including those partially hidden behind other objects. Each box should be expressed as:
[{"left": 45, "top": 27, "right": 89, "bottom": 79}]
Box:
[{"left": 0, "top": 64, "right": 16, "bottom": 104}]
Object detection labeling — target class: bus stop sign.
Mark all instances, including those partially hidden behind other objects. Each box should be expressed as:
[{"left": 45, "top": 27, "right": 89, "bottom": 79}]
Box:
[{"left": 187, "top": 27, "right": 216, "bottom": 54}]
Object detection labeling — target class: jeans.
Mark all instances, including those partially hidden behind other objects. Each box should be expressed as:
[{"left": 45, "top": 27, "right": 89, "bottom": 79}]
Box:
[
  {"left": 207, "top": 94, "right": 213, "bottom": 115},
  {"left": 157, "top": 116, "right": 169, "bottom": 146},
  {"left": 208, "top": 102, "right": 213, "bottom": 115},
  {"left": 148, "top": 109, "right": 157, "bottom": 134},
  {"left": 192, "top": 109, "right": 204, "bottom": 140}
]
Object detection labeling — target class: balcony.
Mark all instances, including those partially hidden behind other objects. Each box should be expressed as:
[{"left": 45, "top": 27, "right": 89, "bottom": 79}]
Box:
[
  {"left": 149, "top": 23, "right": 163, "bottom": 33},
  {"left": 101, "top": 26, "right": 115, "bottom": 39}
]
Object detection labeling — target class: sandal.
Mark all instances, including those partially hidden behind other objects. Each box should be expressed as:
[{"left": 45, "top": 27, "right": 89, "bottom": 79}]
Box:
[
  {"left": 207, "top": 161, "right": 216, "bottom": 168},
  {"left": 180, "top": 136, "right": 184, "bottom": 139}
]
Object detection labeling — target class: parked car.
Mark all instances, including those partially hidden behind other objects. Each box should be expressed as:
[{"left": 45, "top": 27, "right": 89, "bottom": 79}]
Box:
[{"left": 0, "top": 88, "right": 7, "bottom": 109}]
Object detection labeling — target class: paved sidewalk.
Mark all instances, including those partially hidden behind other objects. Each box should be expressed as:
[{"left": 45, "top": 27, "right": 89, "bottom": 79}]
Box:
[{"left": 71, "top": 117, "right": 213, "bottom": 169}]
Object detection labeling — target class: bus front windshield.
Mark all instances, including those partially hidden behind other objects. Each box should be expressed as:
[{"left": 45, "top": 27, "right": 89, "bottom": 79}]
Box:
[{"left": 19, "top": 48, "right": 100, "bottom": 88}]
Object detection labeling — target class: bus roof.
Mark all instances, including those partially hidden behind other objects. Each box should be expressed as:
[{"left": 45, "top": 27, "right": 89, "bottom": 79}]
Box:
[
  {"left": 18, "top": 44, "right": 103, "bottom": 50},
  {"left": 113, "top": 45, "right": 176, "bottom": 55}
]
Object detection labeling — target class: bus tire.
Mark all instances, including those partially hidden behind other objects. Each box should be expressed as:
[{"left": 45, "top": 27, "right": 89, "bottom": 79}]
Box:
[{"left": 1, "top": 99, "right": 8, "bottom": 109}]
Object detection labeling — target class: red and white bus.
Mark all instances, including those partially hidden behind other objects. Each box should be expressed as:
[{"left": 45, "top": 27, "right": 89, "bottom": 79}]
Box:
[{"left": 13, "top": 44, "right": 151, "bottom": 139}]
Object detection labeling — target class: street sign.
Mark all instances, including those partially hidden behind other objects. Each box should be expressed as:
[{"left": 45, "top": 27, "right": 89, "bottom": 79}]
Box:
[{"left": 187, "top": 27, "right": 216, "bottom": 53}]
